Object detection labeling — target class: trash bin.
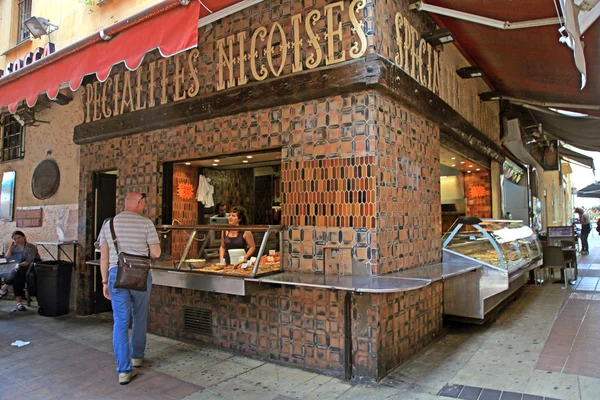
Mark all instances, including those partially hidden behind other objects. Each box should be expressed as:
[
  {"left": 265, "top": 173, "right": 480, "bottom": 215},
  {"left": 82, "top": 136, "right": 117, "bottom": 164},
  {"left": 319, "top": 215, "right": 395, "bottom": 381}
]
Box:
[{"left": 35, "top": 260, "right": 72, "bottom": 317}]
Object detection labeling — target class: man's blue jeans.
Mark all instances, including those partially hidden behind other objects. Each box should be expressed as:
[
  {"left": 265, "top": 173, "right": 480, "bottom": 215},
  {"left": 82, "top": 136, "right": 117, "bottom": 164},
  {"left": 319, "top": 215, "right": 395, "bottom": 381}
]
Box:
[{"left": 108, "top": 267, "right": 152, "bottom": 373}]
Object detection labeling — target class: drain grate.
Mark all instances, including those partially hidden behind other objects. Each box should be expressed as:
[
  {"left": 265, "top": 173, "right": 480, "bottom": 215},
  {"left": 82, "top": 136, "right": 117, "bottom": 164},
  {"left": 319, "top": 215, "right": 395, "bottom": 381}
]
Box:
[{"left": 183, "top": 307, "right": 212, "bottom": 336}]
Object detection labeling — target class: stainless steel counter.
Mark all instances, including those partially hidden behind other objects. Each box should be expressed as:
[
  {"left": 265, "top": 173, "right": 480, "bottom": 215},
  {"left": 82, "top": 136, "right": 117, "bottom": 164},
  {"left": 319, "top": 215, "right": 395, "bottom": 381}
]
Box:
[
  {"left": 248, "top": 272, "right": 430, "bottom": 293},
  {"left": 387, "top": 261, "right": 482, "bottom": 282}
]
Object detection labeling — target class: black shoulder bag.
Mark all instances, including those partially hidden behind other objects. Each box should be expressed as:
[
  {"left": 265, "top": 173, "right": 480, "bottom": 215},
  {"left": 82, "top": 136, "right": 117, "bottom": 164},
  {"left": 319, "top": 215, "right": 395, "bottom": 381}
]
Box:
[{"left": 109, "top": 218, "right": 151, "bottom": 291}]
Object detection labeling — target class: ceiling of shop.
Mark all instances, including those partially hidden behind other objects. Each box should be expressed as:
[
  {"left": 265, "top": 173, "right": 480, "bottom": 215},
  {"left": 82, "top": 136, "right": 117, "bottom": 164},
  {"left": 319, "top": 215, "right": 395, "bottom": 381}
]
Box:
[
  {"left": 424, "top": 0, "right": 599, "bottom": 114},
  {"left": 176, "top": 151, "right": 281, "bottom": 170},
  {"left": 440, "top": 147, "right": 488, "bottom": 175}
]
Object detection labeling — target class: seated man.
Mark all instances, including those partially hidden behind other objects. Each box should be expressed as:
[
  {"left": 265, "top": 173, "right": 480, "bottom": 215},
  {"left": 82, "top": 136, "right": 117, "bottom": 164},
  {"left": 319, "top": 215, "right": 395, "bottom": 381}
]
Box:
[{"left": 0, "top": 231, "right": 41, "bottom": 311}]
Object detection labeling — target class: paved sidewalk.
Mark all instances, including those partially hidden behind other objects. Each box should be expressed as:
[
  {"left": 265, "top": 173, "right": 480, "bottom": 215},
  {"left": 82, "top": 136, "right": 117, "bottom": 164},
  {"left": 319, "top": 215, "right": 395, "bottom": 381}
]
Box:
[{"left": 1, "top": 235, "right": 600, "bottom": 399}]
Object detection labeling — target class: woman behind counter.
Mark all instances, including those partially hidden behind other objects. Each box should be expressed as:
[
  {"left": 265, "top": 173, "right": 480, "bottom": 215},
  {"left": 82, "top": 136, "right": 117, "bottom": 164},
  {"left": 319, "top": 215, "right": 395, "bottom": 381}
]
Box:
[
  {"left": 220, "top": 206, "right": 256, "bottom": 265},
  {"left": 0, "top": 231, "right": 41, "bottom": 311}
]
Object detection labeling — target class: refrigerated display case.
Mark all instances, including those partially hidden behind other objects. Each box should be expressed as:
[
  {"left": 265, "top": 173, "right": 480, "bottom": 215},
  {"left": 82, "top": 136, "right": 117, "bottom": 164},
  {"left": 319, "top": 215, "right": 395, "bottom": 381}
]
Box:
[{"left": 442, "top": 217, "right": 543, "bottom": 321}]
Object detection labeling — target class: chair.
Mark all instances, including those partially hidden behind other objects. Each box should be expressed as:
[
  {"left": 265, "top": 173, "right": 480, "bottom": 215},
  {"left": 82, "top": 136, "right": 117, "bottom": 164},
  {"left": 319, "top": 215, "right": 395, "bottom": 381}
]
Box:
[{"left": 543, "top": 246, "right": 576, "bottom": 289}]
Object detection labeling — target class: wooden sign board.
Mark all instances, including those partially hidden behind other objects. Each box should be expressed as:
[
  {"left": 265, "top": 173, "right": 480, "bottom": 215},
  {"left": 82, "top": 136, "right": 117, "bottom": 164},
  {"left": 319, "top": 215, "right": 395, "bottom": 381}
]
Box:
[{"left": 16, "top": 207, "right": 43, "bottom": 228}]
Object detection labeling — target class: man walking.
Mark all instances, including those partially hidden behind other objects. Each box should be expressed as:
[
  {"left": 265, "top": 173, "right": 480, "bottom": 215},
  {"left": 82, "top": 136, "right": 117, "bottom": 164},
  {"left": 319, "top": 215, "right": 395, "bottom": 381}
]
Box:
[{"left": 98, "top": 192, "right": 161, "bottom": 385}]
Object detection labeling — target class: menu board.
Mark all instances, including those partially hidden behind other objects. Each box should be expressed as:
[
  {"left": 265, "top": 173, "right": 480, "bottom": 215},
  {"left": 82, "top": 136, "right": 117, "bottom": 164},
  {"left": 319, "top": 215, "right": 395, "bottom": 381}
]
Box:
[{"left": 0, "top": 171, "right": 15, "bottom": 221}]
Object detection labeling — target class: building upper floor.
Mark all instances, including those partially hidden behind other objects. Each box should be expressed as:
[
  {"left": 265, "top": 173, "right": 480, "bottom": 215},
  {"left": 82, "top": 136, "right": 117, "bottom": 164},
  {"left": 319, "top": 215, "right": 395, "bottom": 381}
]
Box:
[{"left": 0, "top": 0, "right": 162, "bottom": 72}]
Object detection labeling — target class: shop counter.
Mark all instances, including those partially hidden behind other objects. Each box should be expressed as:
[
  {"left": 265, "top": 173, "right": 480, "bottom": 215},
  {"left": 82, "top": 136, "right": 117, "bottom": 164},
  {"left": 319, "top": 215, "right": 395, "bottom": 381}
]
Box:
[
  {"left": 248, "top": 272, "right": 430, "bottom": 293},
  {"left": 387, "top": 261, "right": 482, "bottom": 282}
]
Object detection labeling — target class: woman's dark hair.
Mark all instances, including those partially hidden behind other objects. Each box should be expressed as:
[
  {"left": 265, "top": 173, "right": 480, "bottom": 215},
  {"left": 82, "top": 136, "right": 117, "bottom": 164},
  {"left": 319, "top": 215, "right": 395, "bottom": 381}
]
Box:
[
  {"left": 231, "top": 206, "right": 249, "bottom": 225},
  {"left": 11, "top": 231, "right": 26, "bottom": 240}
]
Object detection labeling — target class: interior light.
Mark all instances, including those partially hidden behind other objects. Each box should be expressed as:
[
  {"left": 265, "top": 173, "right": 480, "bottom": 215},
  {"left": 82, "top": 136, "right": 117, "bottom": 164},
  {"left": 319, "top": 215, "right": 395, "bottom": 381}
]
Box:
[
  {"left": 451, "top": 157, "right": 456, "bottom": 160},
  {"left": 460, "top": 161, "right": 465, "bottom": 164},
  {"left": 451, "top": 164, "right": 456, "bottom": 167},
  {"left": 469, "top": 165, "right": 473, "bottom": 168},
  {"left": 212, "top": 163, "right": 218, "bottom": 166},
  {"left": 456, "top": 66, "right": 484, "bottom": 79},
  {"left": 184, "top": 162, "right": 191, "bottom": 166},
  {"left": 243, "top": 160, "right": 249, "bottom": 163},
  {"left": 467, "top": 171, "right": 472, "bottom": 173},
  {"left": 479, "top": 91, "right": 501, "bottom": 101},
  {"left": 476, "top": 168, "right": 481, "bottom": 171},
  {"left": 421, "top": 28, "right": 455, "bottom": 46},
  {"left": 549, "top": 108, "right": 588, "bottom": 117},
  {"left": 213, "top": 159, "right": 220, "bottom": 162},
  {"left": 246, "top": 155, "right": 253, "bottom": 159}
]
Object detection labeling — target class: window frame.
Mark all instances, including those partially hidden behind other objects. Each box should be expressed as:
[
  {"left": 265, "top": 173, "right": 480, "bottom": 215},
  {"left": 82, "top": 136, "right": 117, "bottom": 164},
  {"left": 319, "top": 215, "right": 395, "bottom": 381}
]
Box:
[
  {"left": 1, "top": 115, "right": 25, "bottom": 163},
  {"left": 16, "top": 0, "right": 32, "bottom": 45}
]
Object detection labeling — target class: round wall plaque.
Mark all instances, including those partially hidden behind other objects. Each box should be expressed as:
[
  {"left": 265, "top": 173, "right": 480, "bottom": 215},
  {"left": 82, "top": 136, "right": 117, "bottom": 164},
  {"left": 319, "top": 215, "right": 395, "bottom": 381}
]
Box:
[{"left": 32, "top": 159, "right": 60, "bottom": 200}]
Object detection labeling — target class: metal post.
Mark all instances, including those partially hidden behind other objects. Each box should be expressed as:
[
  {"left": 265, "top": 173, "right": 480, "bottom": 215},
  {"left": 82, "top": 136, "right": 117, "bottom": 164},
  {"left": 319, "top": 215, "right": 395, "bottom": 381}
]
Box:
[
  {"left": 251, "top": 227, "right": 272, "bottom": 277},
  {"left": 176, "top": 229, "right": 197, "bottom": 270}
]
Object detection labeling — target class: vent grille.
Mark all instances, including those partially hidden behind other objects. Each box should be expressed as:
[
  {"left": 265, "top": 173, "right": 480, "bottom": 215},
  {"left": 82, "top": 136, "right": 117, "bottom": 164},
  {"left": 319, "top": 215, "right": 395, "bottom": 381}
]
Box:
[{"left": 183, "top": 307, "right": 212, "bottom": 336}]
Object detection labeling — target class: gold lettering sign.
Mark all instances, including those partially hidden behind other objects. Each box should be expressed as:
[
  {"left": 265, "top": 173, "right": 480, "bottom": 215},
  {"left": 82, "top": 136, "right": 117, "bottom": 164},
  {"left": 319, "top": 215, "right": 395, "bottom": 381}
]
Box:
[
  {"left": 393, "top": 10, "right": 498, "bottom": 138},
  {"left": 83, "top": 0, "right": 368, "bottom": 124}
]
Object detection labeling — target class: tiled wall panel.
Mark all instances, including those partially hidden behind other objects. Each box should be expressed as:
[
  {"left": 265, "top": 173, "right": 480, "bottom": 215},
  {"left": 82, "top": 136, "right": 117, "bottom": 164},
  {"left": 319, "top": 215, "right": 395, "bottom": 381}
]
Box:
[
  {"left": 375, "top": 94, "right": 442, "bottom": 275},
  {"left": 149, "top": 285, "right": 346, "bottom": 374}
]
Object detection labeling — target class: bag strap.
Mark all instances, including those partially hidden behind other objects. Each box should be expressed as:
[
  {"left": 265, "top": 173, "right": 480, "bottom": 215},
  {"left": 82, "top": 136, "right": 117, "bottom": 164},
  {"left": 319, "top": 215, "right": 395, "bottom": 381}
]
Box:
[{"left": 109, "top": 218, "right": 120, "bottom": 254}]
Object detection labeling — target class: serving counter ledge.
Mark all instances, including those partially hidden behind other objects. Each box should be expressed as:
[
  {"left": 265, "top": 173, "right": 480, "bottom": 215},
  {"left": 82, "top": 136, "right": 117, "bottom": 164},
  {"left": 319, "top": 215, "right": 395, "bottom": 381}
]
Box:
[
  {"left": 248, "top": 272, "right": 431, "bottom": 293},
  {"left": 387, "top": 261, "right": 482, "bottom": 282},
  {"left": 85, "top": 260, "right": 483, "bottom": 295}
]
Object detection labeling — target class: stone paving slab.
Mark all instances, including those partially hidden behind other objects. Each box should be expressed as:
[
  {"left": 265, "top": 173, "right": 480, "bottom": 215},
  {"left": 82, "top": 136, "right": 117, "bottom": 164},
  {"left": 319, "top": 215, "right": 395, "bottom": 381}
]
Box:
[{"left": 2, "top": 249, "right": 600, "bottom": 399}]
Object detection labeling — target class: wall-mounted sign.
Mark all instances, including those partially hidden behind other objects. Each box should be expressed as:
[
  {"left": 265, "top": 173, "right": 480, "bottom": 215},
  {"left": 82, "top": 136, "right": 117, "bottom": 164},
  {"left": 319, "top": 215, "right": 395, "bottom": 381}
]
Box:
[
  {"left": 469, "top": 185, "right": 486, "bottom": 199},
  {"left": 0, "top": 43, "right": 55, "bottom": 79},
  {"left": 82, "top": 0, "right": 367, "bottom": 124},
  {"left": 32, "top": 159, "right": 61, "bottom": 200},
  {"left": 0, "top": 171, "right": 15, "bottom": 221},
  {"left": 503, "top": 159, "right": 525, "bottom": 184},
  {"left": 16, "top": 207, "right": 43, "bottom": 228},
  {"left": 177, "top": 183, "right": 195, "bottom": 200}
]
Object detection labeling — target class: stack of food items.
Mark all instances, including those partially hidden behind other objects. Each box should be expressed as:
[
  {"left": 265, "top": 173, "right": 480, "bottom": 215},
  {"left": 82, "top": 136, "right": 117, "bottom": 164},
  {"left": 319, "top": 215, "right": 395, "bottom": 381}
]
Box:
[{"left": 184, "top": 251, "right": 281, "bottom": 276}]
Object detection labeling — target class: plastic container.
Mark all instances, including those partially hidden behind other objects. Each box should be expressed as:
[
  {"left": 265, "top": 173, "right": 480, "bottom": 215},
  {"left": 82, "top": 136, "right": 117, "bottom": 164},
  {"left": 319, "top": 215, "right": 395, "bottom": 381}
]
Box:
[{"left": 35, "top": 260, "right": 73, "bottom": 317}]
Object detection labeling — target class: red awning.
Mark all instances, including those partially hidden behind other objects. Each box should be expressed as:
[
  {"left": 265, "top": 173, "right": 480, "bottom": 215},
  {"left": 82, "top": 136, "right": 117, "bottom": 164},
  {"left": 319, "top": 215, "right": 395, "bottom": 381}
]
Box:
[{"left": 0, "top": 0, "right": 240, "bottom": 113}]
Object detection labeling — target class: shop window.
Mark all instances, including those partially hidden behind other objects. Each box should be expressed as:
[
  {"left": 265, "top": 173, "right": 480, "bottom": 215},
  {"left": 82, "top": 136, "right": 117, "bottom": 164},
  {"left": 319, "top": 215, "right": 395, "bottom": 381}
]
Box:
[
  {"left": 1, "top": 115, "right": 25, "bottom": 162},
  {"left": 16, "top": 0, "right": 32, "bottom": 44}
]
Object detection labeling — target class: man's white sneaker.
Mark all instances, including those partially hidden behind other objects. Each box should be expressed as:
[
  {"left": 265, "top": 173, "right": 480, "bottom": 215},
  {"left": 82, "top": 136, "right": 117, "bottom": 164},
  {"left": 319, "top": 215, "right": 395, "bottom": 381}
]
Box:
[
  {"left": 118, "top": 370, "right": 137, "bottom": 385},
  {"left": 131, "top": 358, "right": 143, "bottom": 368}
]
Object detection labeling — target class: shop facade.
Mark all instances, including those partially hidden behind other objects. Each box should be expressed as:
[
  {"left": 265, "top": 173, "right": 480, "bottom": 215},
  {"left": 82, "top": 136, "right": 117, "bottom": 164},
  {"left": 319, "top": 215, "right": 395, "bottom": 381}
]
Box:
[{"left": 2, "top": 0, "right": 505, "bottom": 381}]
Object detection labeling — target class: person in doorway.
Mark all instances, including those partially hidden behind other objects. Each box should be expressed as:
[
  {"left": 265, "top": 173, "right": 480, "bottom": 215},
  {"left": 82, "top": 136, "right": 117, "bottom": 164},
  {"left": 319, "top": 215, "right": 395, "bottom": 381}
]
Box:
[
  {"left": 214, "top": 202, "right": 228, "bottom": 218},
  {"left": 98, "top": 192, "right": 161, "bottom": 385},
  {"left": 0, "top": 231, "right": 41, "bottom": 311},
  {"left": 219, "top": 205, "right": 256, "bottom": 264},
  {"left": 575, "top": 207, "right": 591, "bottom": 255}
]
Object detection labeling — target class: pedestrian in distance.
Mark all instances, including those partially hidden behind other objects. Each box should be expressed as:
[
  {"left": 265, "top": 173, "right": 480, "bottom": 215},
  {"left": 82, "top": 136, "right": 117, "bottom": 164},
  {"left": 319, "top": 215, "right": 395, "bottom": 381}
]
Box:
[
  {"left": 98, "top": 192, "right": 161, "bottom": 385},
  {"left": 575, "top": 207, "right": 591, "bottom": 255}
]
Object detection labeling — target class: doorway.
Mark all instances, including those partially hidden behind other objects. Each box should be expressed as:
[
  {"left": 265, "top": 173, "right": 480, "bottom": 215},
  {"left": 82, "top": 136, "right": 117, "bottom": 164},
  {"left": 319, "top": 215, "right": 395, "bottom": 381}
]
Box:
[{"left": 92, "top": 171, "right": 117, "bottom": 313}]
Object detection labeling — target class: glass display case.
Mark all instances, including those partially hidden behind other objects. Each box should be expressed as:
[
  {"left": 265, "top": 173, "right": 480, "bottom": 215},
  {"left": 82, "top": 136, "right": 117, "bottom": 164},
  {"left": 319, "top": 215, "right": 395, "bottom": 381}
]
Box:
[
  {"left": 154, "top": 225, "right": 282, "bottom": 278},
  {"left": 441, "top": 217, "right": 543, "bottom": 321},
  {"left": 442, "top": 217, "right": 542, "bottom": 272}
]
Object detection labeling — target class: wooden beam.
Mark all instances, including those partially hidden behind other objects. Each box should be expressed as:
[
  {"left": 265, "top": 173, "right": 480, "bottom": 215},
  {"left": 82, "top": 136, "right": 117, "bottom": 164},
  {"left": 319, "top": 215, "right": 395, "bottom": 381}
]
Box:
[{"left": 73, "top": 55, "right": 504, "bottom": 164}]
